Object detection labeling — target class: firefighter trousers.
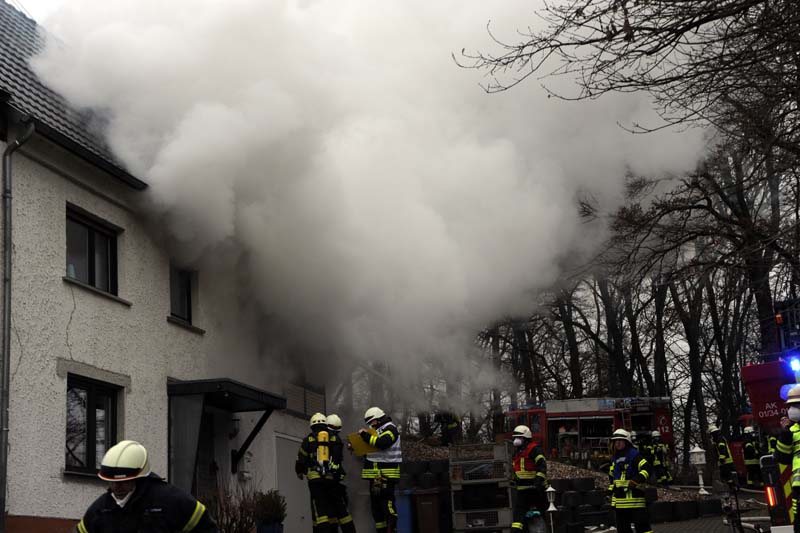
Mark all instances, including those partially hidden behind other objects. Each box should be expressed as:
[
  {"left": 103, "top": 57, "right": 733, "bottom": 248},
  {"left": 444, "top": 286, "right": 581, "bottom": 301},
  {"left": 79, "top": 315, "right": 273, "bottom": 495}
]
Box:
[
  {"left": 308, "top": 481, "right": 336, "bottom": 533},
  {"left": 613, "top": 507, "right": 652, "bottom": 533},
  {"left": 511, "top": 487, "right": 546, "bottom": 530},
  {"left": 327, "top": 481, "right": 356, "bottom": 533},
  {"left": 369, "top": 478, "right": 397, "bottom": 533}
]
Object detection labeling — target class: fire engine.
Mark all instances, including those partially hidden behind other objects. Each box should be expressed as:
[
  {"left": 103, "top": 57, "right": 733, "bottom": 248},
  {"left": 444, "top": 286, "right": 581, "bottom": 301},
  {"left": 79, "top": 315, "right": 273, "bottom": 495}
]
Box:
[{"left": 503, "top": 397, "right": 673, "bottom": 466}]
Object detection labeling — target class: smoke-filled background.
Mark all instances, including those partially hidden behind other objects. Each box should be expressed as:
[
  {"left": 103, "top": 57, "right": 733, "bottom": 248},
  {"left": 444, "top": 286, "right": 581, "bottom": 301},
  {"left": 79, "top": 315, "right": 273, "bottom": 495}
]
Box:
[{"left": 28, "top": 0, "right": 706, "bottom": 408}]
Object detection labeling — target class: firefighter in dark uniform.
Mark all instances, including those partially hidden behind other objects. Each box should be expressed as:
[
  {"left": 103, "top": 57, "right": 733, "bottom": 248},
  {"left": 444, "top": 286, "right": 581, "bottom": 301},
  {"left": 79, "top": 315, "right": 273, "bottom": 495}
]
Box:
[
  {"left": 296, "top": 412, "right": 337, "bottom": 533},
  {"left": 743, "top": 426, "right": 763, "bottom": 488},
  {"left": 710, "top": 425, "right": 736, "bottom": 484},
  {"left": 768, "top": 433, "right": 778, "bottom": 456},
  {"left": 608, "top": 429, "right": 652, "bottom": 533},
  {"left": 510, "top": 424, "right": 548, "bottom": 531},
  {"left": 434, "top": 411, "right": 461, "bottom": 446},
  {"left": 360, "top": 407, "right": 402, "bottom": 533},
  {"left": 651, "top": 431, "right": 673, "bottom": 485},
  {"left": 325, "top": 414, "right": 356, "bottom": 533},
  {"left": 76, "top": 440, "right": 218, "bottom": 533},
  {"left": 776, "top": 385, "right": 800, "bottom": 532}
]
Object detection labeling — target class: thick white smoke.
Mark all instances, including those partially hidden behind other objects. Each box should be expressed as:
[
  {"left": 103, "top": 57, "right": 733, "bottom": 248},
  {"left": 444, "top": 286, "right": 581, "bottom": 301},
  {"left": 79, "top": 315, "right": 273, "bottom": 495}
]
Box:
[{"left": 31, "top": 0, "right": 706, "bottom": 404}]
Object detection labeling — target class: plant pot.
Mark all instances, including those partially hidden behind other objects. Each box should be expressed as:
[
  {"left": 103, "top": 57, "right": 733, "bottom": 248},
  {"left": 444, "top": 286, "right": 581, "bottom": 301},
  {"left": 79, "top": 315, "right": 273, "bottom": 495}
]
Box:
[{"left": 256, "top": 524, "right": 283, "bottom": 533}]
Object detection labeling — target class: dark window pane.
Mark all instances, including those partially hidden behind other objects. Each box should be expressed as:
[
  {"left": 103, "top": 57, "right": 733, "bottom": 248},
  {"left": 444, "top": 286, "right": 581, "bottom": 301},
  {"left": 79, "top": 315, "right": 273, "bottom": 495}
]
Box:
[
  {"left": 94, "top": 232, "right": 110, "bottom": 292},
  {"left": 66, "top": 219, "right": 89, "bottom": 283},
  {"left": 65, "top": 386, "right": 88, "bottom": 468},
  {"left": 170, "top": 266, "right": 192, "bottom": 322},
  {"left": 94, "top": 392, "right": 113, "bottom": 467}
]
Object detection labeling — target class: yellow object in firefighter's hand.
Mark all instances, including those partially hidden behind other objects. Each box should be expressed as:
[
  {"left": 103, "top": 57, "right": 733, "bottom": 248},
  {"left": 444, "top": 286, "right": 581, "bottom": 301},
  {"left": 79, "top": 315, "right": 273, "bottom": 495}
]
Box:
[{"left": 348, "top": 428, "right": 378, "bottom": 457}]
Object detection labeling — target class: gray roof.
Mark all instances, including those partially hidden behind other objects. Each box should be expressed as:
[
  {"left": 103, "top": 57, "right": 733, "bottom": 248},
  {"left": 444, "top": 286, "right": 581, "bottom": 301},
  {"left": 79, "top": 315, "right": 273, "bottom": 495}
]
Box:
[{"left": 0, "top": 0, "right": 146, "bottom": 189}]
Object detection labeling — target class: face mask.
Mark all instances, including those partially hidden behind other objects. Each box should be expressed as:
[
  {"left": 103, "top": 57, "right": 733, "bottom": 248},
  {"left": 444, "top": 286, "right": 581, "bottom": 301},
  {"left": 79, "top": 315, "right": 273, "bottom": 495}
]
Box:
[
  {"left": 111, "top": 488, "right": 135, "bottom": 508},
  {"left": 789, "top": 407, "right": 800, "bottom": 422},
  {"left": 513, "top": 438, "right": 523, "bottom": 447}
]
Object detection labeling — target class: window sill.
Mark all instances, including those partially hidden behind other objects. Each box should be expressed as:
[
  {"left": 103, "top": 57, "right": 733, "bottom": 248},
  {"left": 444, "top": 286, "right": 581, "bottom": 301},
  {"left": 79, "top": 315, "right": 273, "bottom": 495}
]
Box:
[
  {"left": 167, "top": 315, "right": 206, "bottom": 335},
  {"left": 63, "top": 277, "right": 132, "bottom": 307}
]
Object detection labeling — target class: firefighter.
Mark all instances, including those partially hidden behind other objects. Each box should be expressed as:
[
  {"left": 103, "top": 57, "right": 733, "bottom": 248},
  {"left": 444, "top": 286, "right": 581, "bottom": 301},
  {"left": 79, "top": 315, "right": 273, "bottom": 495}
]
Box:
[
  {"left": 709, "top": 426, "right": 736, "bottom": 485},
  {"left": 776, "top": 385, "right": 800, "bottom": 532},
  {"left": 325, "top": 414, "right": 356, "bottom": 533},
  {"left": 76, "top": 440, "right": 218, "bottom": 533},
  {"left": 608, "top": 429, "right": 652, "bottom": 533},
  {"left": 359, "top": 407, "right": 402, "bottom": 533},
  {"left": 509, "top": 424, "right": 548, "bottom": 531},
  {"left": 651, "top": 431, "right": 673, "bottom": 486},
  {"left": 434, "top": 411, "right": 461, "bottom": 446},
  {"left": 296, "top": 412, "right": 336, "bottom": 533},
  {"left": 743, "top": 427, "right": 763, "bottom": 488}
]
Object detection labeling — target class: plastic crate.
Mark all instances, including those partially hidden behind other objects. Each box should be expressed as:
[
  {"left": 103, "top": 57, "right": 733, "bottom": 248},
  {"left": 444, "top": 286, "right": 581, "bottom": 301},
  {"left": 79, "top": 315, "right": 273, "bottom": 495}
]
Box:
[
  {"left": 450, "top": 443, "right": 512, "bottom": 463},
  {"left": 450, "top": 460, "right": 510, "bottom": 484},
  {"left": 453, "top": 508, "right": 513, "bottom": 529},
  {"left": 452, "top": 483, "right": 511, "bottom": 511}
]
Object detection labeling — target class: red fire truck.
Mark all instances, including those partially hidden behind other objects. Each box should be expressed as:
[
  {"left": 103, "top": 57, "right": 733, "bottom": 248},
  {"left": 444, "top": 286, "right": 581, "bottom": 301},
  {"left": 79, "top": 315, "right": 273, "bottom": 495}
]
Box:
[{"left": 503, "top": 397, "right": 673, "bottom": 467}]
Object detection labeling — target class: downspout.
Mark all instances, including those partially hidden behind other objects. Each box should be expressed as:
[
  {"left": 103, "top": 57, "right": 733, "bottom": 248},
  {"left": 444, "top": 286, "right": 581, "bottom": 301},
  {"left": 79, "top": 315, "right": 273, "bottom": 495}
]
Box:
[{"left": 0, "top": 119, "right": 34, "bottom": 532}]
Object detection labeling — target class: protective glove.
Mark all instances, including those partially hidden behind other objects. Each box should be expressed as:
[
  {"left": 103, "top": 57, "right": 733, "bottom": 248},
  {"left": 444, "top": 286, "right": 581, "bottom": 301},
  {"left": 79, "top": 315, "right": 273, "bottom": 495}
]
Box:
[{"left": 532, "top": 477, "right": 544, "bottom": 490}]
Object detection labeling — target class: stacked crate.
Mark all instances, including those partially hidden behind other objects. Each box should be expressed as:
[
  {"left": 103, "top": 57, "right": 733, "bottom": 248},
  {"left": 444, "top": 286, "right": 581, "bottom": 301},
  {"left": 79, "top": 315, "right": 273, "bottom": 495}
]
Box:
[{"left": 450, "top": 443, "right": 514, "bottom": 533}]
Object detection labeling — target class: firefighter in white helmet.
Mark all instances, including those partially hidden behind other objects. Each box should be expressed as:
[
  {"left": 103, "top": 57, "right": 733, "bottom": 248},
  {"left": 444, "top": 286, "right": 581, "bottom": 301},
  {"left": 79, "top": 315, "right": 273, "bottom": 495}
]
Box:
[
  {"left": 76, "top": 440, "right": 218, "bottom": 533},
  {"left": 296, "top": 413, "right": 337, "bottom": 532},
  {"left": 776, "top": 385, "right": 800, "bottom": 532},
  {"left": 742, "top": 427, "right": 762, "bottom": 488},
  {"left": 359, "top": 407, "right": 401, "bottom": 533},
  {"left": 509, "top": 425, "right": 548, "bottom": 531},
  {"left": 650, "top": 430, "right": 672, "bottom": 486},
  {"left": 324, "top": 414, "right": 356, "bottom": 533},
  {"left": 608, "top": 429, "right": 652, "bottom": 533},
  {"left": 709, "top": 425, "right": 735, "bottom": 484}
]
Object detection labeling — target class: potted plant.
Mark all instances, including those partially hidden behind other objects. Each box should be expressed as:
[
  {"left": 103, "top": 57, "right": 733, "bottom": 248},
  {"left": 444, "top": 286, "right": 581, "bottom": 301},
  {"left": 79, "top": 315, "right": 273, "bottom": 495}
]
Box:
[{"left": 253, "top": 489, "right": 287, "bottom": 533}]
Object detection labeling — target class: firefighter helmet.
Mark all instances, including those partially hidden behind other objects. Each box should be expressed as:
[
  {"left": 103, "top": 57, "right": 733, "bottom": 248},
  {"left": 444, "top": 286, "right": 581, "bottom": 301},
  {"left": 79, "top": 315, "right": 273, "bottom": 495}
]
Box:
[
  {"left": 651, "top": 430, "right": 661, "bottom": 438},
  {"left": 611, "top": 429, "right": 633, "bottom": 444},
  {"left": 787, "top": 385, "right": 800, "bottom": 405},
  {"left": 743, "top": 426, "right": 754, "bottom": 434},
  {"left": 512, "top": 425, "right": 532, "bottom": 439},
  {"left": 98, "top": 440, "right": 150, "bottom": 482},
  {"left": 310, "top": 412, "right": 327, "bottom": 428},
  {"left": 326, "top": 414, "right": 342, "bottom": 431},
  {"left": 709, "top": 425, "right": 720, "bottom": 434},
  {"left": 364, "top": 407, "right": 386, "bottom": 424}
]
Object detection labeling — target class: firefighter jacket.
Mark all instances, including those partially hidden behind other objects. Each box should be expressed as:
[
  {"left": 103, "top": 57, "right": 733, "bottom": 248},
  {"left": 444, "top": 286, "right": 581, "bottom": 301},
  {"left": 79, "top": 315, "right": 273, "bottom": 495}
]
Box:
[
  {"left": 768, "top": 435, "right": 778, "bottom": 455},
  {"left": 715, "top": 437, "right": 734, "bottom": 467},
  {"left": 77, "top": 474, "right": 217, "bottom": 533},
  {"left": 776, "top": 422, "right": 800, "bottom": 488},
  {"left": 361, "top": 420, "right": 402, "bottom": 480},
  {"left": 608, "top": 446, "right": 649, "bottom": 509},
  {"left": 512, "top": 441, "right": 548, "bottom": 490},
  {"left": 296, "top": 430, "right": 344, "bottom": 482},
  {"left": 743, "top": 440, "right": 760, "bottom": 467},
  {"left": 641, "top": 444, "right": 657, "bottom": 467}
]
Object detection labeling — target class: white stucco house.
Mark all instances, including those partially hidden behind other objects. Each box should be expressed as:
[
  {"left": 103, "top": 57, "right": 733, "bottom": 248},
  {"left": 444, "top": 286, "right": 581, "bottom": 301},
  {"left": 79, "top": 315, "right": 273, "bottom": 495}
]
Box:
[{"left": 0, "top": 2, "right": 324, "bottom": 531}]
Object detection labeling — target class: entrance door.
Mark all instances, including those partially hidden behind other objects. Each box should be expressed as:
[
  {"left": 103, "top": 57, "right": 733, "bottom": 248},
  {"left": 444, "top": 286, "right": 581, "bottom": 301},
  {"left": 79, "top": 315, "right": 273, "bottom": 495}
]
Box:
[{"left": 276, "top": 433, "right": 308, "bottom": 532}]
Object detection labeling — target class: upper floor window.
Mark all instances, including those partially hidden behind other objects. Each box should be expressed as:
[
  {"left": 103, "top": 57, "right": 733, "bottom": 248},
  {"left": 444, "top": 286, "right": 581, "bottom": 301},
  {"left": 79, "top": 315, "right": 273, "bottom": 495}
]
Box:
[
  {"left": 170, "top": 265, "right": 193, "bottom": 323},
  {"left": 65, "top": 374, "right": 119, "bottom": 474},
  {"left": 66, "top": 206, "right": 118, "bottom": 295}
]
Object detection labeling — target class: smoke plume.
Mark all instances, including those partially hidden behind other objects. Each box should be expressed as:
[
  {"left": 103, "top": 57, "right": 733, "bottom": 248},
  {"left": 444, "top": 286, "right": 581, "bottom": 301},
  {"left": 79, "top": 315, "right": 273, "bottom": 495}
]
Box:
[{"left": 31, "top": 0, "right": 706, "bottom": 406}]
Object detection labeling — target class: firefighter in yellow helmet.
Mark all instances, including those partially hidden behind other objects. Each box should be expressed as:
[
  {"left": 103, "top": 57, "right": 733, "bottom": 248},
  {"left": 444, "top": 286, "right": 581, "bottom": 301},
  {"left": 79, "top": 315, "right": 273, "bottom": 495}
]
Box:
[
  {"left": 296, "top": 413, "right": 337, "bottom": 532},
  {"left": 608, "top": 429, "right": 652, "bottom": 533},
  {"left": 776, "top": 385, "right": 800, "bottom": 532},
  {"left": 509, "top": 425, "right": 548, "bottom": 531},
  {"left": 359, "top": 406, "right": 401, "bottom": 533},
  {"left": 76, "top": 440, "right": 218, "bottom": 533},
  {"left": 324, "top": 414, "right": 356, "bottom": 533}
]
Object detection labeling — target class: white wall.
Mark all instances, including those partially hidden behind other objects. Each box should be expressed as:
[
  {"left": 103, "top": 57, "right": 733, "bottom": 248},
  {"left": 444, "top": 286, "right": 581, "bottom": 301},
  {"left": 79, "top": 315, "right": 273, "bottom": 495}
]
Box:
[{"left": 3, "top": 136, "right": 305, "bottom": 520}]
